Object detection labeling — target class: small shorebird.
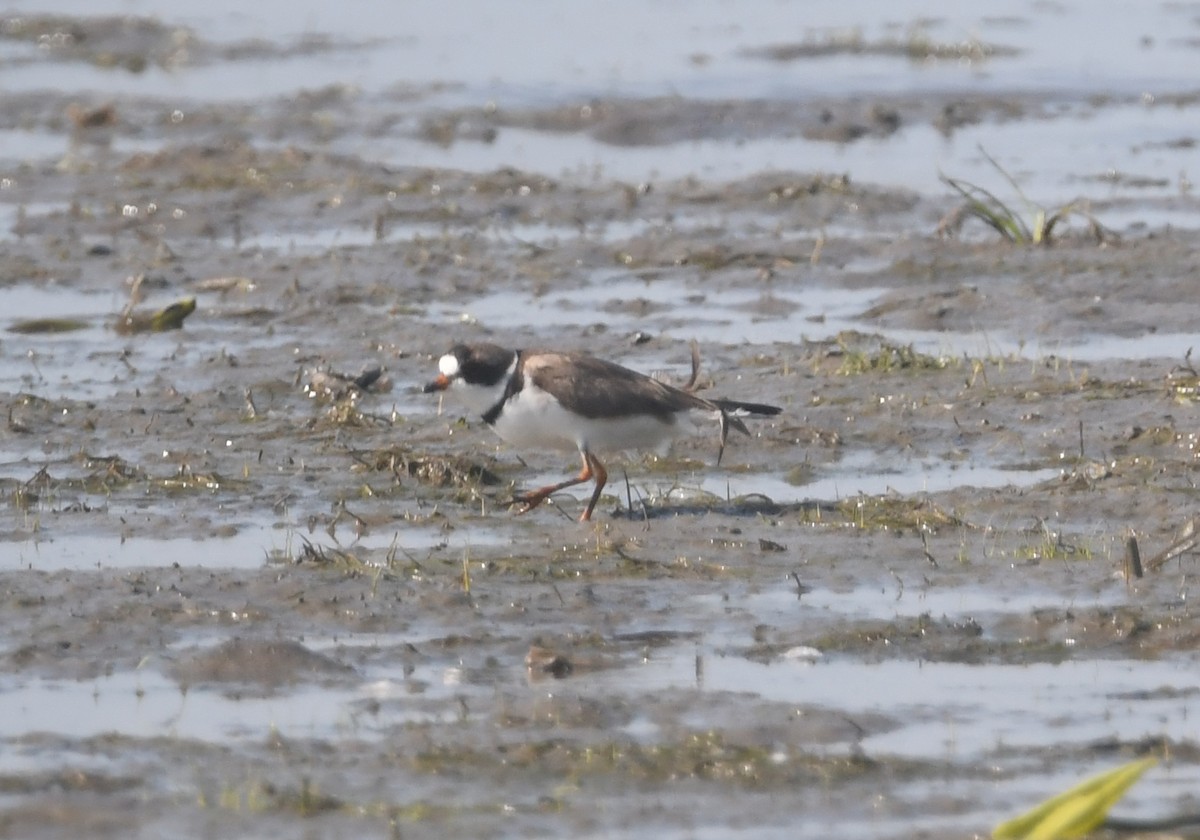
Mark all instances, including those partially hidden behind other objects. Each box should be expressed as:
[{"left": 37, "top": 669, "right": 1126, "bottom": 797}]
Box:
[{"left": 424, "top": 342, "right": 781, "bottom": 521}]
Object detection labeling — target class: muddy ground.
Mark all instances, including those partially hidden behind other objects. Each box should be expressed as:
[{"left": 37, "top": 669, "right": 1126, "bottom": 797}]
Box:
[{"left": 2, "top": 11, "right": 1200, "bottom": 840}]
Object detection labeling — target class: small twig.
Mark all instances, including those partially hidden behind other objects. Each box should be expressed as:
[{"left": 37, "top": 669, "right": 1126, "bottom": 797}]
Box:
[
  {"left": 548, "top": 495, "right": 573, "bottom": 521},
  {"left": 683, "top": 339, "right": 702, "bottom": 392},
  {"left": 920, "top": 530, "right": 939, "bottom": 568},
  {"left": 1145, "top": 517, "right": 1198, "bottom": 572},
  {"left": 1124, "top": 534, "right": 1143, "bottom": 581},
  {"left": 789, "top": 571, "right": 811, "bottom": 599},
  {"left": 1106, "top": 812, "right": 1200, "bottom": 832},
  {"left": 123, "top": 273, "right": 145, "bottom": 319}
]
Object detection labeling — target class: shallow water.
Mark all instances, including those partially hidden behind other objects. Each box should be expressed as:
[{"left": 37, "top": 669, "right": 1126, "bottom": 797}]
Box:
[
  {"left": 3, "top": 649, "right": 1193, "bottom": 770},
  {"left": 444, "top": 271, "right": 1200, "bottom": 361},
  {"left": 524, "top": 454, "right": 1060, "bottom": 512},
  {"left": 4, "top": 0, "right": 1197, "bottom": 212}
]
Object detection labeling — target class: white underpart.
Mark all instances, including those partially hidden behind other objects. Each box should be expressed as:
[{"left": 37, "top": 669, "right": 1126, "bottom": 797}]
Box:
[{"left": 492, "top": 380, "right": 713, "bottom": 456}]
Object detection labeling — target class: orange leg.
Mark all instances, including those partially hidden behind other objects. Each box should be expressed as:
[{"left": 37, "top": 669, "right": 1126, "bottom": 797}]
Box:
[
  {"left": 580, "top": 451, "right": 607, "bottom": 522},
  {"left": 513, "top": 450, "right": 608, "bottom": 522}
]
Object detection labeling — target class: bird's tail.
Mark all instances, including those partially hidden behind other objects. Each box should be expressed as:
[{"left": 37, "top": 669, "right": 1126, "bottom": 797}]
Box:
[
  {"left": 712, "top": 399, "right": 781, "bottom": 465},
  {"left": 713, "top": 398, "right": 783, "bottom": 418}
]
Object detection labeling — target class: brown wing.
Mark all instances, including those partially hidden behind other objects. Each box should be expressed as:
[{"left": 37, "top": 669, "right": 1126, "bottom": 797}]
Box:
[{"left": 522, "top": 351, "right": 715, "bottom": 421}]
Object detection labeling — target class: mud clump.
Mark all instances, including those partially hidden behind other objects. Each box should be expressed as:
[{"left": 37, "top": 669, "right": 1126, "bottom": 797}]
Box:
[{"left": 172, "top": 638, "right": 355, "bottom": 692}]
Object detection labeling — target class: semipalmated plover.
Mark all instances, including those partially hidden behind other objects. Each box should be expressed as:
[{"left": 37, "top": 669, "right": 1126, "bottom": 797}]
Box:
[{"left": 424, "top": 342, "right": 781, "bottom": 521}]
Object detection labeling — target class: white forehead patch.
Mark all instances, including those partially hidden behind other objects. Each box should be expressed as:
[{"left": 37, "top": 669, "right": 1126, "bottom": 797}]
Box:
[{"left": 438, "top": 354, "right": 460, "bottom": 378}]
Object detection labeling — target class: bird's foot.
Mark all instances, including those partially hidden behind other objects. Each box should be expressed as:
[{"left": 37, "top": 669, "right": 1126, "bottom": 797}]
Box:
[{"left": 507, "top": 488, "right": 553, "bottom": 514}]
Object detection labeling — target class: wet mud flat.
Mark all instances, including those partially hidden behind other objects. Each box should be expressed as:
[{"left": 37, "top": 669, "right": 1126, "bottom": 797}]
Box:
[{"left": 3, "top": 8, "right": 1200, "bottom": 840}]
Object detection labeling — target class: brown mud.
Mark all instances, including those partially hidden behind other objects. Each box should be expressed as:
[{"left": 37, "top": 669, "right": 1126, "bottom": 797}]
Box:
[{"left": 1, "top": 10, "right": 1200, "bottom": 840}]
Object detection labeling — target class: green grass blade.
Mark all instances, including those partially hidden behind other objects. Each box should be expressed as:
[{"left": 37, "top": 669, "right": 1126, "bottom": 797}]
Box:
[
  {"left": 1038, "top": 201, "right": 1081, "bottom": 244},
  {"left": 1030, "top": 208, "right": 1048, "bottom": 244},
  {"left": 978, "top": 144, "right": 1038, "bottom": 218},
  {"left": 940, "top": 174, "right": 1031, "bottom": 242},
  {"left": 992, "top": 757, "right": 1157, "bottom": 840}
]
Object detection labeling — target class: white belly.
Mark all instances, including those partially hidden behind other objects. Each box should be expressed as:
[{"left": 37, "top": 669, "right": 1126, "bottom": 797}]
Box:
[{"left": 492, "top": 386, "right": 702, "bottom": 455}]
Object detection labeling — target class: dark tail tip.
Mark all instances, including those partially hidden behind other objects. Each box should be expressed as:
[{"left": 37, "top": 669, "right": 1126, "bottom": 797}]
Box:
[{"left": 715, "top": 398, "right": 782, "bottom": 417}]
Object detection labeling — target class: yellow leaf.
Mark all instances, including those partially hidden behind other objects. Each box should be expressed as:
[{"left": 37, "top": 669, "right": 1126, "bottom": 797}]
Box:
[
  {"left": 115, "top": 297, "right": 198, "bottom": 334},
  {"left": 150, "top": 297, "right": 197, "bottom": 331},
  {"left": 992, "top": 756, "right": 1156, "bottom": 840}
]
